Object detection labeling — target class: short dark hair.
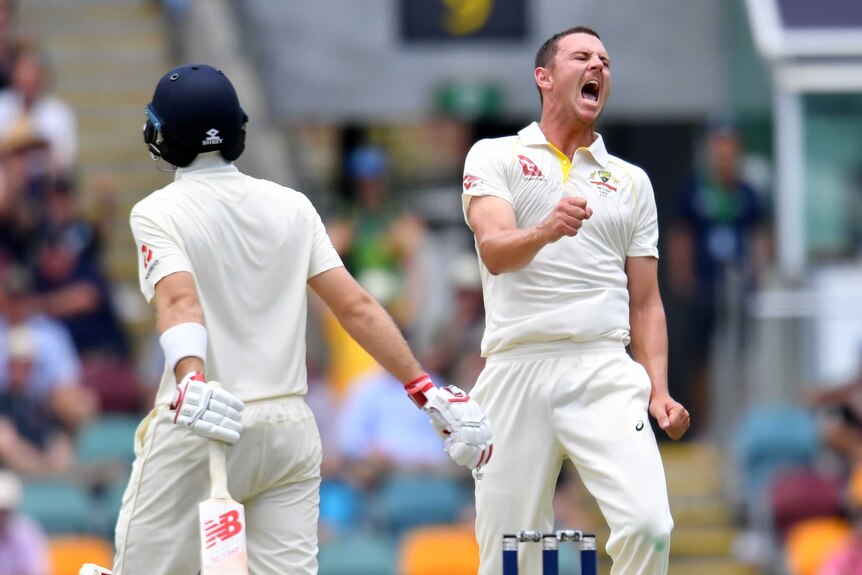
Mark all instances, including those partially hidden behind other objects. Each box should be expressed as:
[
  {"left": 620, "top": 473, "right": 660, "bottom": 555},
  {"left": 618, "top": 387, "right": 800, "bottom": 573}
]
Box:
[
  {"left": 535, "top": 26, "right": 601, "bottom": 70},
  {"left": 534, "top": 26, "right": 601, "bottom": 105}
]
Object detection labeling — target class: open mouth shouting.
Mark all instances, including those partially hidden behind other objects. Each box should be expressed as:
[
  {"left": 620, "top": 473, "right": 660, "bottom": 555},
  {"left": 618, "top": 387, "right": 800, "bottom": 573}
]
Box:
[{"left": 581, "top": 80, "right": 600, "bottom": 104}]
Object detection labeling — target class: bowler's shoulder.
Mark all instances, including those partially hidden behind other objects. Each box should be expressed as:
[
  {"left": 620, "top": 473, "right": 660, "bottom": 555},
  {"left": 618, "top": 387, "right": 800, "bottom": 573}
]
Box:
[
  {"left": 467, "top": 134, "right": 521, "bottom": 158},
  {"left": 607, "top": 154, "right": 651, "bottom": 186}
]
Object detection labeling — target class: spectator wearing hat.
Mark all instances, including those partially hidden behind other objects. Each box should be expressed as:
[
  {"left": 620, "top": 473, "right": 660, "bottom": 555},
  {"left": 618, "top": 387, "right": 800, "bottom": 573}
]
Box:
[
  {"left": 319, "top": 145, "right": 428, "bottom": 398},
  {"left": 0, "top": 469, "right": 50, "bottom": 575},
  {"left": 0, "top": 42, "right": 77, "bottom": 175}
]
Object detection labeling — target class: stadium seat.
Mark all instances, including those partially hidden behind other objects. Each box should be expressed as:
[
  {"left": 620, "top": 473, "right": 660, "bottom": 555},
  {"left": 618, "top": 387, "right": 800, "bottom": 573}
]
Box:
[
  {"left": 21, "top": 478, "right": 97, "bottom": 534},
  {"left": 370, "top": 473, "right": 470, "bottom": 537},
  {"left": 770, "top": 468, "right": 844, "bottom": 539},
  {"left": 734, "top": 405, "right": 819, "bottom": 524},
  {"left": 75, "top": 414, "right": 141, "bottom": 466},
  {"left": 320, "top": 478, "right": 365, "bottom": 533},
  {"left": 317, "top": 532, "right": 397, "bottom": 575},
  {"left": 399, "top": 524, "right": 479, "bottom": 575},
  {"left": 49, "top": 535, "right": 114, "bottom": 575}
]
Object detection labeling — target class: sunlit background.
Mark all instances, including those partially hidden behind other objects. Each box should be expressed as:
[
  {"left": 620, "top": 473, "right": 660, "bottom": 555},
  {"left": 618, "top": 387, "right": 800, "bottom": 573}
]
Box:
[{"left": 1, "top": 0, "right": 861, "bottom": 574}]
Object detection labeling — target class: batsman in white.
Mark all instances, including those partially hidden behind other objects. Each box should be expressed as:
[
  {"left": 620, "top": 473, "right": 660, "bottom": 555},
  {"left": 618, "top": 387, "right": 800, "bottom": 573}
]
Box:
[
  {"left": 461, "top": 27, "right": 690, "bottom": 575},
  {"left": 84, "top": 64, "right": 491, "bottom": 575}
]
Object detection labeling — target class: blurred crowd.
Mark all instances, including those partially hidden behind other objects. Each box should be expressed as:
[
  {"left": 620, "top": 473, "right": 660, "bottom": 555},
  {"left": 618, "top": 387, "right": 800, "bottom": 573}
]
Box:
[{"left": 2, "top": 1, "right": 862, "bottom": 574}]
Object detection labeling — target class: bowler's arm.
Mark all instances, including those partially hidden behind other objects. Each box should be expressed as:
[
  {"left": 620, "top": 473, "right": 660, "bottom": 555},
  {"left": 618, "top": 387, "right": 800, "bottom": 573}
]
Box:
[
  {"left": 626, "top": 256, "right": 689, "bottom": 439},
  {"left": 467, "top": 194, "right": 591, "bottom": 275},
  {"left": 308, "top": 266, "right": 423, "bottom": 383}
]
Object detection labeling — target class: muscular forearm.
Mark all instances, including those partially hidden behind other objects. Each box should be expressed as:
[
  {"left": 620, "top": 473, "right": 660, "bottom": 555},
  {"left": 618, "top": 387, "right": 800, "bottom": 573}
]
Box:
[
  {"left": 629, "top": 300, "right": 670, "bottom": 399},
  {"left": 478, "top": 224, "right": 551, "bottom": 274},
  {"left": 334, "top": 293, "right": 423, "bottom": 383}
]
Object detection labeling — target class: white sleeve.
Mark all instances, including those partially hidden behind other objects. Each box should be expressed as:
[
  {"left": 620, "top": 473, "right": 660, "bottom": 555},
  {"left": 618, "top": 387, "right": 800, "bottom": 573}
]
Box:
[
  {"left": 303, "top": 196, "right": 344, "bottom": 279},
  {"left": 627, "top": 168, "right": 660, "bottom": 259},
  {"left": 461, "top": 139, "right": 513, "bottom": 227},
  {"left": 129, "top": 203, "right": 194, "bottom": 302}
]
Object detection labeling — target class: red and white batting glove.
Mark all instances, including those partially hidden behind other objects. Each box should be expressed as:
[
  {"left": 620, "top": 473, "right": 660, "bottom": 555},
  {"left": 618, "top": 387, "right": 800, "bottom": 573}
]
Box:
[
  {"left": 170, "top": 372, "right": 245, "bottom": 444},
  {"left": 405, "top": 374, "right": 493, "bottom": 469},
  {"left": 79, "top": 565, "right": 112, "bottom": 575}
]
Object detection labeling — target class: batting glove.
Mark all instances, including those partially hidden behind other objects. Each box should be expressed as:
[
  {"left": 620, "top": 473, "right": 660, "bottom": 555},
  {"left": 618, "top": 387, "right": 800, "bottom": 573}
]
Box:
[
  {"left": 405, "top": 374, "right": 493, "bottom": 469},
  {"left": 170, "top": 372, "right": 245, "bottom": 444},
  {"left": 79, "top": 565, "right": 112, "bottom": 575}
]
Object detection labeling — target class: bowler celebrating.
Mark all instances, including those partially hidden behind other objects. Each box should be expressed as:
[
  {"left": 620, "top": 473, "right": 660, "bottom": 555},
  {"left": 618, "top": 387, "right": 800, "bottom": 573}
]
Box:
[{"left": 462, "top": 27, "right": 689, "bottom": 575}]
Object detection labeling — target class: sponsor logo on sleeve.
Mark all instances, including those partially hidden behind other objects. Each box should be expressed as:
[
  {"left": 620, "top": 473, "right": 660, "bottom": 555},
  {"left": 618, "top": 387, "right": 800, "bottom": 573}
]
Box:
[
  {"left": 141, "top": 244, "right": 160, "bottom": 280},
  {"left": 141, "top": 244, "right": 154, "bottom": 268},
  {"left": 463, "top": 174, "right": 482, "bottom": 191}
]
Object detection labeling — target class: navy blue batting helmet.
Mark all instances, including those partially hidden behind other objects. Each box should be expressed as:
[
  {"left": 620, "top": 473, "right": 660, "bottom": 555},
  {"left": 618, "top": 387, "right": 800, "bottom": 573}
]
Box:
[{"left": 143, "top": 64, "right": 248, "bottom": 167}]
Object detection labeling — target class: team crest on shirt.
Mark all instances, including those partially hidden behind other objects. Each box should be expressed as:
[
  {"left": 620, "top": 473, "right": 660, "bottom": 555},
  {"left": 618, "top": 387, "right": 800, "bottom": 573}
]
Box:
[
  {"left": 588, "top": 170, "right": 620, "bottom": 197},
  {"left": 516, "top": 155, "right": 545, "bottom": 181},
  {"left": 463, "top": 174, "right": 482, "bottom": 191}
]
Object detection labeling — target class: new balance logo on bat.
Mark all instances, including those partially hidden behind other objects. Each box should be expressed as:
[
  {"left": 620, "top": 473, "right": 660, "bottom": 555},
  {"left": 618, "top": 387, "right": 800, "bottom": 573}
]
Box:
[{"left": 204, "top": 510, "right": 244, "bottom": 548}]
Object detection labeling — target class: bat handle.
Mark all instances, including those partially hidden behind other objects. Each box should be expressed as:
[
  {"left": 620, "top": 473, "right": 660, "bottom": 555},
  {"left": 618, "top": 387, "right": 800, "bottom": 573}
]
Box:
[
  {"left": 205, "top": 380, "right": 231, "bottom": 500},
  {"left": 209, "top": 440, "right": 230, "bottom": 499}
]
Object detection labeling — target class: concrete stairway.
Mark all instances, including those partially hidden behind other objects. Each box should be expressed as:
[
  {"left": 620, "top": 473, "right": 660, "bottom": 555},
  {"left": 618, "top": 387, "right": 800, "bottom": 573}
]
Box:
[
  {"left": 662, "top": 441, "right": 756, "bottom": 575},
  {"left": 17, "top": 0, "right": 175, "bottom": 346}
]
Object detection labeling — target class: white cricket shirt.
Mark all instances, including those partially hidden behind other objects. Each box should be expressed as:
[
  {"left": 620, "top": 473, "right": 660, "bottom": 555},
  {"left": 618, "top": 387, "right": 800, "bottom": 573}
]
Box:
[
  {"left": 130, "top": 153, "right": 343, "bottom": 405},
  {"left": 462, "top": 122, "right": 659, "bottom": 356}
]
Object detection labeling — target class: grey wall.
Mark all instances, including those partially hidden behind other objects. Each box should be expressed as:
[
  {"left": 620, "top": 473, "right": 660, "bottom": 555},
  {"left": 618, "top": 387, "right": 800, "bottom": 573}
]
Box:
[{"left": 237, "top": 0, "right": 737, "bottom": 123}]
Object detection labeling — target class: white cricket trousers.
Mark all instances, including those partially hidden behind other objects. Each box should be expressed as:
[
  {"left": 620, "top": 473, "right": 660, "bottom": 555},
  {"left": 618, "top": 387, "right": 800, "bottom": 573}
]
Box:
[
  {"left": 472, "top": 341, "right": 673, "bottom": 575},
  {"left": 113, "top": 396, "right": 323, "bottom": 575}
]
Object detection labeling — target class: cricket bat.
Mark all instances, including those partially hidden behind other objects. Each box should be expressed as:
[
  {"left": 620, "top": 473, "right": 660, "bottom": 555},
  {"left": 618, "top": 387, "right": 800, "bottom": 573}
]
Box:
[{"left": 199, "top": 435, "right": 248, "bottom": 574}]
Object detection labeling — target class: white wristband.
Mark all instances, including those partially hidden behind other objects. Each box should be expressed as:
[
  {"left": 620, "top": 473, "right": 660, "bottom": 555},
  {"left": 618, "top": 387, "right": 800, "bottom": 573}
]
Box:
[{"left": 159, "top": 322, "right": 208, "bottom": 373}]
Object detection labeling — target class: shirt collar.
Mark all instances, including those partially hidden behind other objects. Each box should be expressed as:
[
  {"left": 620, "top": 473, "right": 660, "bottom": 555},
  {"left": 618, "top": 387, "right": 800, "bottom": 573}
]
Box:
[
  {"left": 518, "top": 121, "right": 611, "bottom": 168},
  {"left": 174, "top": 152, "right": 238, "bottom": 181}
]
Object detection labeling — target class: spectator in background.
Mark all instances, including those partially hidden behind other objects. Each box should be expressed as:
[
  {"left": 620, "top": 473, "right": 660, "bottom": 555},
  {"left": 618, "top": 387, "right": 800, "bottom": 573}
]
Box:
[
  {"left": 337, "top": 367, "right": 455, "bottom": 492},
  {"left": 667, "top": 116, "right": 770, "bottom": 433},
  {"left": 0, "top": 323, "right": 75, "bottom": 475},
  {"left": 0, "top": 164, "right": 32, "bottom": 271},
  {"left": 0, "top": 116, "right": 51, "bottom": 266},
  {"left": 0, "top": 470, "right": 51, "bottom": 575},
  {"left": 31, "top": 223, "right": 129, "bottom": 362},
  {"left": 329, "top": 145, "right": 426, "bottom": 326},
  {"left": 30, "top": 220, "right": 141, "bottom": 412},
  {"left": 423, "top": 251, "right": 485, "bottom": 391},
  {"left": 0, "top": 265, "right": 96, "bottom": 432},
  {"left": 321, "top": 145, "right": 427, "bottom": 398},
  {"left": 0, "top": 41, "right": 77, "bottom": 176}
]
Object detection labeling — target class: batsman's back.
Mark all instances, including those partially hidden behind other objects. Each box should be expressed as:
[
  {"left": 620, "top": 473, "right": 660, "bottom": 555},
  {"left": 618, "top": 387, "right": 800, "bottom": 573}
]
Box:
[{"left": 132, "top": 163, "right": 342, "bottom": 405}]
